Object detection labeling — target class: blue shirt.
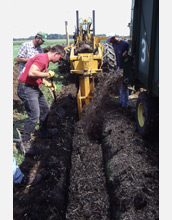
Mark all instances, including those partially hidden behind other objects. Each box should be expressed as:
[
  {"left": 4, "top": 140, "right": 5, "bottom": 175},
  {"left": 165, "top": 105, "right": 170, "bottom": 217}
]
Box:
[
  {"left": 112, "top": 40, "right": 129, "bottom": 68},
  {"left": 13, "top": 157, "right": 24, "bottom": 183}
]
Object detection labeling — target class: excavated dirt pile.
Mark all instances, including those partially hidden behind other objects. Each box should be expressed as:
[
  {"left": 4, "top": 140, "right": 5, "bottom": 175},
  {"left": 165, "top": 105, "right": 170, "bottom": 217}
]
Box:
[
  {"left": 13, "top": 63, "right": 159, "bottom": 220},
  {"left": 66, "top": 70, "right": 159, "bottom": 220},
  {"left": 101, "top": 105, "right": 159, "bottom": 220}
]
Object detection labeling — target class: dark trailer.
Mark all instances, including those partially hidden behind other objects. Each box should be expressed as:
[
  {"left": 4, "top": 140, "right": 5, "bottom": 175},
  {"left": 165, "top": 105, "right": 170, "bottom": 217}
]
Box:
[{"left": 127, "top": 0, "right": 159, "bottom": 137}]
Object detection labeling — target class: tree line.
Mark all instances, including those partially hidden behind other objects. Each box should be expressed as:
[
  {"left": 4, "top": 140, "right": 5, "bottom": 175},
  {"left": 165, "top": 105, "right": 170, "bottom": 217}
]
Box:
[
  {"left": 13, "top": 34, "right": 74, "bottom": 41},
  {"left": 13, "top": 33, "right": 106, "bottom": 41}
]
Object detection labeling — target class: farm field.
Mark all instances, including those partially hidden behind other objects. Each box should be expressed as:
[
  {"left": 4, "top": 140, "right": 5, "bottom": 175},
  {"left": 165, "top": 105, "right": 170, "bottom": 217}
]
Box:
[
  {"left": 13, "top": 39, "right": 74, "bottom": 60},
  {"left": 13, "top": 42, "right": 159, "bottom": 220}
]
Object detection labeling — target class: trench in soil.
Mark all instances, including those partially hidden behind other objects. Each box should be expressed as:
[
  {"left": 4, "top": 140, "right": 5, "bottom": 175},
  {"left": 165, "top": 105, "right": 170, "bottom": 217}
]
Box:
[{"left": 13, "top": 70, "right": 159, "bottom": 220}]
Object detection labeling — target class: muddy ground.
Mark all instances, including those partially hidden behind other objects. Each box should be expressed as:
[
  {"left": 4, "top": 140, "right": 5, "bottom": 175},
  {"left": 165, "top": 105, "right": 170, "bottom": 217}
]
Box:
[{"left": 13, "top": 63, "right": 159, "bottom": 220}]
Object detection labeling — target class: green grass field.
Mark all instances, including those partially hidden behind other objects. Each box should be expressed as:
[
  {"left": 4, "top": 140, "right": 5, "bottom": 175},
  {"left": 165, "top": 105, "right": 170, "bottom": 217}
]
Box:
[{"left": 13, "top": 39, "right": 74, "bottom": 59}]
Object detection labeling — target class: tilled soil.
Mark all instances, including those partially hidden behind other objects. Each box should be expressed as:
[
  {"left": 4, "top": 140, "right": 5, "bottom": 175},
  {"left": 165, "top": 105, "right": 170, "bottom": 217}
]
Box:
[
  {"left": 101, "top": 102, "right": 159, "bottom": 220},
  {"left": 13, "top": 64, "right": 159, "bottom": 220}
]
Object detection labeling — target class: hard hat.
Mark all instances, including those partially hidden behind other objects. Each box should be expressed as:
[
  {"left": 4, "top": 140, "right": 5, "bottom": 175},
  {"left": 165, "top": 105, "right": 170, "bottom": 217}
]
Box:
[{"left": 36, "top": 32, "right": 47, "bottom": 42}]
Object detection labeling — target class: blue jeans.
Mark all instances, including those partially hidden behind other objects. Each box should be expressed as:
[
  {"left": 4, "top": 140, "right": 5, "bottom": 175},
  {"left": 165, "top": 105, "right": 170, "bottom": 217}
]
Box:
[
  {"left": 17, "top": 83, "right": 50, "bottom": 141},
  {"left": 120, "top": 82, "right": 129, "bottom": 107},
  {"left": 13, "top": 157, "right": 24, "bottom": 183}
]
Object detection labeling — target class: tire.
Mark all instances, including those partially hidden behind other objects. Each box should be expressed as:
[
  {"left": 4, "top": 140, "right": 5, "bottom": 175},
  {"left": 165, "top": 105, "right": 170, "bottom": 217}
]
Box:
[
  {"left": 136, "top": 92, "right": 154, "bottom": 137},
  {"left": 102, "top": 43, "right": 117, "bottom": 73}
]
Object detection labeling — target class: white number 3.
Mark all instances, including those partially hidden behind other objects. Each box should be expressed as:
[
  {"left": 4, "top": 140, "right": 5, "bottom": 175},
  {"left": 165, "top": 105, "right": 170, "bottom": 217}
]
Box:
[{"left": 141, "top": 38, "right": 146, "bottom": 63}]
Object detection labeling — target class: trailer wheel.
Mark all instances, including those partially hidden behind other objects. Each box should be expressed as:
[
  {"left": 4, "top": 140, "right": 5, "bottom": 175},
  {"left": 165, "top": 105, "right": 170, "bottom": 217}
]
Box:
[
  {"left": 102, "top": 43, "right": 117, "bottom": 73},
  {"left": 136, "top": 92, "right": 154, "bottom": 137}
]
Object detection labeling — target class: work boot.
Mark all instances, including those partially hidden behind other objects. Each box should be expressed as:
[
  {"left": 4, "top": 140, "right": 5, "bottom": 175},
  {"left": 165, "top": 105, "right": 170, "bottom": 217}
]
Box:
[
  {"left": 22, "top": 174, "right": 42, "bottom": 186},
  {"left": 20, "top": 140, "right": 35, "bottom": 156},
  {"left": 40, "top": 128, "right": 58, "bottom": 138}
]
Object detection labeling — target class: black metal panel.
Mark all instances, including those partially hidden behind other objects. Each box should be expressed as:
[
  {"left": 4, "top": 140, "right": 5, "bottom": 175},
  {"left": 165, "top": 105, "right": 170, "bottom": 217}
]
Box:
[
  {"left": 149, "top": 0, "right": 159, "bottom": 96},
  {"left": 138, "top": 0, "right": 153, "bottom": 86},
  {"left": 129, "top": 0, "right": 159, "bottom": 96}
]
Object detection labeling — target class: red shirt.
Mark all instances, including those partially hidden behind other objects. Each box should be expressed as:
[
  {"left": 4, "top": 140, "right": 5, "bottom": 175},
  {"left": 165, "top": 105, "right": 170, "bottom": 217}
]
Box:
[{"left": 19, "top": 53, "right": 49, "bottom": 87}]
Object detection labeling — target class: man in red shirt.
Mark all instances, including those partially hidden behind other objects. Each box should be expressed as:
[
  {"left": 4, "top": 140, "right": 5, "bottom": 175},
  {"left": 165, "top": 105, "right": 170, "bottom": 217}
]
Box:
[{"left": 17, "top": 44, "right": 65, "bottom": 155}]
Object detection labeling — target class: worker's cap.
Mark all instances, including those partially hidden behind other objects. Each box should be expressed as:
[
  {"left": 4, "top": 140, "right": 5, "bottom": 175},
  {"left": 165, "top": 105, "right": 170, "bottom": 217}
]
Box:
[
  {"left": 106, "top": 33, "right": 117, "bottom": 43},
  {"left": 36, "top": 31, "right": 47, "bottom": 42}
]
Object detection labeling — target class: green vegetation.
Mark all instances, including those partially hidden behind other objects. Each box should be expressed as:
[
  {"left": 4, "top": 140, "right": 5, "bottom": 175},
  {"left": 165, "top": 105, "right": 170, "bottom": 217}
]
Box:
[
  {"left": 13, "top": 39, "right": 74, "bottom": 60},
  {"left": 13, "top": 148, "right": 25, "bottom": 165}
]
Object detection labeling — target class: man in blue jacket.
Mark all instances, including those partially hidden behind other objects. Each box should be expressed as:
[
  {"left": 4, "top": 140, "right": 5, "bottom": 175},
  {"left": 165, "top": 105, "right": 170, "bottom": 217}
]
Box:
[{"left": 107, "top": 35, "right": 129, "bottom": 107}]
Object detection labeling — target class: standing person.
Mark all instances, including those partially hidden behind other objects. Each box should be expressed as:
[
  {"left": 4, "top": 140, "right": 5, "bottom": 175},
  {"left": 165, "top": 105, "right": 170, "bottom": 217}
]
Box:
[
  {"left": 17, "top": 45, "right": 65, "bottom": 155},
  {"left": 107, "top": 35, "right": 129, "bottom": 107},
  {"left": 15, "top": 32, "right": 47, "bottom": 77}
]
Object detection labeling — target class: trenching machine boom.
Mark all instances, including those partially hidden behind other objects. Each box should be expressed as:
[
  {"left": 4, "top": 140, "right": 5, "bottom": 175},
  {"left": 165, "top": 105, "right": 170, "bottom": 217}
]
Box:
[{"left": 64, "top": 11, "right": 107, "bottom": 119}]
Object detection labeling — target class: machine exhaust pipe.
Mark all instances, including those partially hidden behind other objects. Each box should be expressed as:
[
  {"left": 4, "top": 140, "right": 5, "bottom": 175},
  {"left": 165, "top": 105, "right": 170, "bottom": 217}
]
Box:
[
  {"left": 76, "top": 10, "right": 79, "bottom": 36},
  {"left": 93, "top": 10, "right": 95, "bottom": 36}
]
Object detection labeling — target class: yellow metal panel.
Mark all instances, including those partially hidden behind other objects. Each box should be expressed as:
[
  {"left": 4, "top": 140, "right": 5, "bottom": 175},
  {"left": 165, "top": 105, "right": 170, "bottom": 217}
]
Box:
[
  {"left": 71, "top": 69, "right": 101, "bottom": 74},
  {"left": 76, "top": 75, "right": 95, "bottom": 117},
  {"left": 80, "top": 77, "right": 90, "bottom": 98},
  {"left": 95, "top": 36, "right": 107, "bottom": 46},
  {"left": 72, "top": 53, "right": 99, "bottom": 73}
]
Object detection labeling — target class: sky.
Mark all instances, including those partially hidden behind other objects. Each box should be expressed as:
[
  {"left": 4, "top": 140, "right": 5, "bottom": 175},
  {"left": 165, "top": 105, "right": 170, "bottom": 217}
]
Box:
[{"left": 12, "top": 0, "right": 132, "bottom": 38}]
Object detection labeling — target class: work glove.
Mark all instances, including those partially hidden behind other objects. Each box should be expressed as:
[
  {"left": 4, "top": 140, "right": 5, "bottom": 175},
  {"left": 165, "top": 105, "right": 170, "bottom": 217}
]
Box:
[
  {"left": 47, "top": 70, "right": 55, "bottom": 79},
  {"left": 51, "top": 84, "right": 56, "bottom": 91},
  {"left": 44, "top": 81, "right": 56, "bottom": 91}
]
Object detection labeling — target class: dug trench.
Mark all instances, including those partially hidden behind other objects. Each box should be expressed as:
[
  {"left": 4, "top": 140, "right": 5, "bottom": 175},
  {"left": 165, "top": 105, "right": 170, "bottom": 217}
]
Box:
[{"left": 13, "top": 64, "right": 159, "bottom": 220}]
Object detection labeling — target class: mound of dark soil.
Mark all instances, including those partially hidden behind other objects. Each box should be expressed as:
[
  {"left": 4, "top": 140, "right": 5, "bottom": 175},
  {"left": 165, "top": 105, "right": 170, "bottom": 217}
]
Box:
[{"left": 65, "top": 71, "right": 159, "bottom": 220}]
